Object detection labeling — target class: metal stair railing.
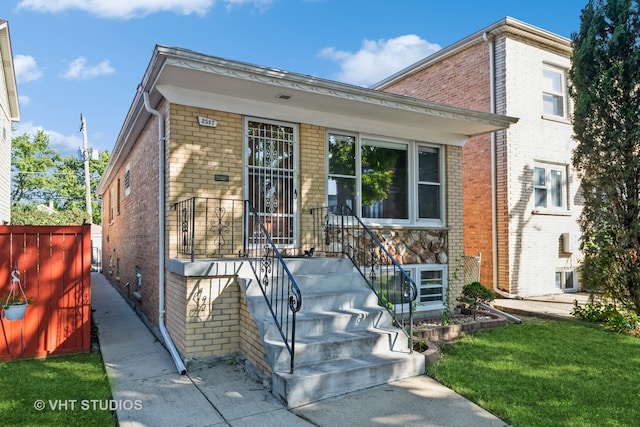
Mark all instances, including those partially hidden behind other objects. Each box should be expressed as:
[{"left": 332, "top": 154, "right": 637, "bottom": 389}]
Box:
[
  {"left": 243, "top": 201, "right": 302, "bottom": 374},
  {"left": 310, "top": 205, "right": 418, "bottom": 351}
]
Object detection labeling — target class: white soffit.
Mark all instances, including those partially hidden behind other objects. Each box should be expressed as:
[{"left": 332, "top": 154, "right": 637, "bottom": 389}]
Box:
[{"left": 154, "top": 54, "right": 516, "bottom": 145}]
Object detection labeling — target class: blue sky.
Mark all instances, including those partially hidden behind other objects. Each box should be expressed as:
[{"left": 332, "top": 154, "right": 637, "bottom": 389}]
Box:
[{"left": 5, "top": 0, "right": 587, "bottom": 157}]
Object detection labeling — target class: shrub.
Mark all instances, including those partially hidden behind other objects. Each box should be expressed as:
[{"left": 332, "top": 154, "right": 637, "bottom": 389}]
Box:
[
  {"left": 572, "top": 299, "right": 640, "bottom": 333},
  {"left": 458, "top": 281, "right": 495, "bottom": 306}
]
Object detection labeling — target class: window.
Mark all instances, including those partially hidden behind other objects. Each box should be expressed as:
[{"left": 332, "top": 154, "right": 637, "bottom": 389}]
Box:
[
  {"left": 116, "top": 178, "right": 121, "bottom": 215},
  {"left": 417, "top": 266, "right": 447, "bottom": 307},
  {"left": 134, "top": 266, "right": 142, "bottom": 300},
  {"left": 418, "top": 146, "right": 441, "bottom": 219},
  {"left": 378, "top": 264, "right": 448, "bottom": 311},
  {"left": 555, "top": 270, "right": 577, "bottom": 292},
  {"left": 124, "top": 163, "right": 131, "bottom": 196},
  {"left": 327, "top": 134, "right": 356, "bottom": 210},
  {"left": 109, "top": 188, "right": 115, "bottom": 223},
  {"left": 534, "top": 164, "right": 566, "bottom": 210},
  {"left": 542, "top": 65, "right": 567, "bottom": 118},
  {"left": 327, "top": 132, "right": 444, "bottom": 225},
  {"left": 361, "top": 139, "right": 408, "bottom": 219}
]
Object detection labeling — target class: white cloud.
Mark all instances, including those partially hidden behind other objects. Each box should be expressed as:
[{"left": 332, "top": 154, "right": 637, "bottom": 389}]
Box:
[
  {"left": 18, "top": 95, "right": 31, "bottom": 106},
  {"left": 61, "top": 57, "right": 116, "bottom": 80},
  {"left": 13, "top": 55, "right": 43, "bottom": 83},
  {"left": 16, "top": 0, "right": 270, "bottom": 19},
  {"left": 13, "top": 121, "right": 82, "bottom": 155},
  {"left": 319, "top": 34, "right": 441, "bottom": 87},
  {"left": 224, "top": 0, "right": 273, "bottom": 11}
]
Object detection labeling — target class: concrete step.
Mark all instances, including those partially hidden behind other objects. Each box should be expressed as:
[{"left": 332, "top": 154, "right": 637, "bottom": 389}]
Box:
[
  {"left": 272, "top": 352, "right": 426, "bottom": 408},
  {"left": 241, "top": 256, "right": 422, "bottom": 409},
  {"left": 245, "top": 288, "right": 380, "bottom": 319},
  {"left": 244, "top": 270, "right": 366, "bottom": 298},
  {"left": 283, "top": 257, "right": 354, "bottom": 275},
  {"left": 266, "top": 328, "right": 409, "bottom": 371},
  {"left": 260, "top": 306, "right": 392, "bottom": 340}
]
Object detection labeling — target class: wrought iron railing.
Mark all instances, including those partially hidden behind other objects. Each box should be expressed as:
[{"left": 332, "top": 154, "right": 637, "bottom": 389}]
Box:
[
  {"left": 174, "top": 198, "right": 244, "bottom": 261},
  {"left": 310, "top": 205, "right": 418, "bottom": 351},
  {"left": 243, "top": 201, "right": 302, "bottom": 374}
]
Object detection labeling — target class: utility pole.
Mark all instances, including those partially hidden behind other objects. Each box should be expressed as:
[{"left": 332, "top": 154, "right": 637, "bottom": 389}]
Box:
[{"left": 80, "top": 114, "right": 92, "bottom": 223}]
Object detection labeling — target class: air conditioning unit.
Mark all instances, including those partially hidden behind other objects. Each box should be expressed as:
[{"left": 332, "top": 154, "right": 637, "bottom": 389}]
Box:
[{"left": 562, "top": 233, "right": 574, "bottom": 253}]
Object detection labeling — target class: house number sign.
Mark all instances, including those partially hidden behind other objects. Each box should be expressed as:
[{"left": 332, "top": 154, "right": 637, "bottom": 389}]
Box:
[{"left": 198, "top": 116, "right": 218, "bottom": 127}]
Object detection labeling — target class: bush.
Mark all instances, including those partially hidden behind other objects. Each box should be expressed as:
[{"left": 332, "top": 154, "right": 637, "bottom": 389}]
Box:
[
  {"left": 458, "top": 281, "right": 495, "bottom": 306},
  {"left": 572, "top": 299, "right": 640, "bottom": 333}
]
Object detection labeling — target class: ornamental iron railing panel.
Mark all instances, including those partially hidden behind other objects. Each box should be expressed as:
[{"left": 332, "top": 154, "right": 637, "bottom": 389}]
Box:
[
  {"left": 310, "top": 205, "right": 417, "bottom": 351},
  {"left": 243, "top": 201, "right": 301, "bottom": 374}
]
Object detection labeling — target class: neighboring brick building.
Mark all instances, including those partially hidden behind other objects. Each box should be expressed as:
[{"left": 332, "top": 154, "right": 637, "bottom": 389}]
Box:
[
  {"left": 0, "top": 20, "right": 20, "bottom": 224},
  {"left": 96, "top": 45, "right": 515, "bottom": 369},
  {"left": 375, "top": 17, "right": 581, "bottom": 296}
]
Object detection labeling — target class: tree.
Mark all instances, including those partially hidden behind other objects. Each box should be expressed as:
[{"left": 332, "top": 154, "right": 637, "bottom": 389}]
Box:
[
  {"left": 55, "top": 150, "right": 110, "bottom": 224},
  {"left": 11, "top": 130, "right": 110, "bottom": 224},
  {"left": 570, "top": 0, "right": 640, "bottom": 314},
  {"left": 11, "top": 130, "right": 60, "bottom": 205}
]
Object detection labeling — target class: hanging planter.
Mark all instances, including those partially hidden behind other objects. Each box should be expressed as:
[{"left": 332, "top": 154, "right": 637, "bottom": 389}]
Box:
[
  {"left": 2, "top": 267, "right": 32, "bottom": 322},
  {"left": 2, "top": 301, "right": 28, "bottom": 321}
]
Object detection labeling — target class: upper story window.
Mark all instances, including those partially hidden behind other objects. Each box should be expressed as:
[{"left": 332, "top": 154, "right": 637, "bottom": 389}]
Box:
[
  {"left": 327, "top": 132, "right": 444, "bottom": 226},
  {"left": 534, "top": 163, "right": 566, "bottom": 210},
  {"left": 542, "top": 65, "right": 567, "bottom": 118}
]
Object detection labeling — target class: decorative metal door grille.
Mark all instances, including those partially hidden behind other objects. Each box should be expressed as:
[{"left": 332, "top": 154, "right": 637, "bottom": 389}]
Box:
[{"left": 246, "top": 120, "right": 296, "bottom": 246}]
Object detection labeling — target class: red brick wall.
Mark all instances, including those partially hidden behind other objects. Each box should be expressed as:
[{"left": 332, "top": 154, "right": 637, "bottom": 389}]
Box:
[{"left": 383, "top": 41, "right": 495, "bottom": 288}]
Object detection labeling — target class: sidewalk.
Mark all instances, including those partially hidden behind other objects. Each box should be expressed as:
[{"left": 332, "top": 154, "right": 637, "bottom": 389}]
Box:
[
  {"left": 91, "top": 272, "right": 508, "bottom": 427},
  {"left": 493, "top": 292, "right": 590, "bottom": 320}
]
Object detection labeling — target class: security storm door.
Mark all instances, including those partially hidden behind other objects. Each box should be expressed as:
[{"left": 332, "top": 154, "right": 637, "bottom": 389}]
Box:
[{"left": 245, "top": 118, "right": 298, "bottom": 247}]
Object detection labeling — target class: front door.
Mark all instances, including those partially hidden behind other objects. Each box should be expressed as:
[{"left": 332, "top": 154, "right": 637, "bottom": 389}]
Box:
[{"left": 245, "top": 118, "right": 298, "bottom": 247}]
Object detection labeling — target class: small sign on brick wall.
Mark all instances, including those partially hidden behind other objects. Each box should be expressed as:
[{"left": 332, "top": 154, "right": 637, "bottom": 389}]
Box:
[{"left": 198, "top": 116, "right": 217, "bottom": 128}]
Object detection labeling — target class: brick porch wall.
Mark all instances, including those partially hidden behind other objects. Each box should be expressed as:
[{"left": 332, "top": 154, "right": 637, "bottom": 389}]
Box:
[{"left": 165, "top": 269, "right": 268, "bottom": 372}]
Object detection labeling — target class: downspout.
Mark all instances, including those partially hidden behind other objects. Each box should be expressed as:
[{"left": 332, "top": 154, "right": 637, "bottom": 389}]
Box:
[
  {"left": 141, "top": 86, "right": 187, "bottom": 375},
  {"left": 483, "top": 32, "right": 518, "bottom": 299}
]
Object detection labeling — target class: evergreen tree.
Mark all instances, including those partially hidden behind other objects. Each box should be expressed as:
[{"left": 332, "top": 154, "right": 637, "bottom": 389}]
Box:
[{"left": 570, "top": 0, "right": 640, "bottom": 313}]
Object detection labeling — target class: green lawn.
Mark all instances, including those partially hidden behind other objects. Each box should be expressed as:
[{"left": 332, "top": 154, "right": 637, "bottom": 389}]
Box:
[
  {"left": 427, "top": 319, "right": 640, "bottom": 427},
  {"left": 0, "top": 353, "right": 116, "bottom": 426}
]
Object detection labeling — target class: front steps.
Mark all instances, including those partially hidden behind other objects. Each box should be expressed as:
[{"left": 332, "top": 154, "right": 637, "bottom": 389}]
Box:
[{"left": 243, "top": 257, "right": 425, "bottom": 408}]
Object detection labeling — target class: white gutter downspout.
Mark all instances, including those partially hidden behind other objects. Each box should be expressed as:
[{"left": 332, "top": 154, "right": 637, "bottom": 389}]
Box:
[
  {"left": 483, "top": 32, "right": 518, "bottom": 299},
  {"left": 141, "top": 87, "right": 187, "bottom": 375}
]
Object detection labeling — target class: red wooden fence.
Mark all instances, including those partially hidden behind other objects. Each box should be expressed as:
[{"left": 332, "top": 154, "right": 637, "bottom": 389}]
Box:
[{"left": 0, "top": 225, "right": 91, "bottom": 361}]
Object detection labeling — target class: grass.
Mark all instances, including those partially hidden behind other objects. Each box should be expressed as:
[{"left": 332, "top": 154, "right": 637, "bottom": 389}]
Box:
[
  {"left": 427, "top": 319, "right": 640, "bottom": 427},
  {"left": 0, "top": 353, "right": 116, "bottom": 426}
]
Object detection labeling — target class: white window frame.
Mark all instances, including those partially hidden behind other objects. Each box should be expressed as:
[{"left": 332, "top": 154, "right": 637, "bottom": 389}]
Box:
[
  {"left": 415, "top": 264, "right": 448, "bottom": 311},
  {"left": 124, "top": 163, "right": 131, "bottom": 197},
  {"left": 375, "top": 264, "right": 448, "bottom": 312},
  {"left": 542, "top": 64, "right": 568, "bottom": 119},
  {"left": 326, "top": 131, "right": 446, "bottom": 227},
  {"left": 534, "top": 162, "right": 567, "bottom": 212},
  {"left": 555, "top": 269, "right": 578, "bottom": 292}
]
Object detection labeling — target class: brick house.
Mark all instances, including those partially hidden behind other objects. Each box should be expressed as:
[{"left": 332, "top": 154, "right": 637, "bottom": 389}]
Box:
[
  {"left": 96, "top": 45, "right": 515, "bottom": 405},
  {"left": 0, "top": 20, "right": 20, "bottom": 224},
  {"left": 375, "top": 17, "right": 581, "bottom": 297}
]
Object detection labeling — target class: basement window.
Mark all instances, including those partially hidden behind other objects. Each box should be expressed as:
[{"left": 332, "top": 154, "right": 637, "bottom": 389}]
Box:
[{"left": 133, "top": 266, "right": 142, "bottom": 300}]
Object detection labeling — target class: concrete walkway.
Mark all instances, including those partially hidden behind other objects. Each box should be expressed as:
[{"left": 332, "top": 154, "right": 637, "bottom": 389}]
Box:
[
  {"left": 91, "top": 272, "right": 508, "bottom": 427},
  {"left": 493, "top": 292, "right": 591, "bottom": 320}
]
